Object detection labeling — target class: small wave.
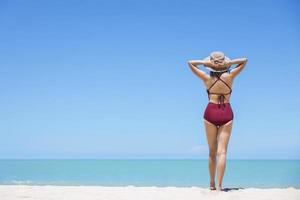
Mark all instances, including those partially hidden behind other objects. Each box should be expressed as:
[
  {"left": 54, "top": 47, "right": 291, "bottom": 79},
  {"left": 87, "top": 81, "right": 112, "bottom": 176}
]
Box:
[{"left": 0, "top": 180, "right": 35, "bottom": 185}]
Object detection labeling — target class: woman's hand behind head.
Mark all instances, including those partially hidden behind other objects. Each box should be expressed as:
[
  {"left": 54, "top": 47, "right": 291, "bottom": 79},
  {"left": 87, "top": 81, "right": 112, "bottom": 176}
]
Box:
[{"left": 204, "top": 60, "right": 231, "bottom": 71}]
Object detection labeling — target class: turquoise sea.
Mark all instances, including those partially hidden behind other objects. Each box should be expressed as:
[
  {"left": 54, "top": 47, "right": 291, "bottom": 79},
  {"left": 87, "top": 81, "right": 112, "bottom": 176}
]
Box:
[{"left": 0, "top": 159, "right": 299, "bottom": 188}]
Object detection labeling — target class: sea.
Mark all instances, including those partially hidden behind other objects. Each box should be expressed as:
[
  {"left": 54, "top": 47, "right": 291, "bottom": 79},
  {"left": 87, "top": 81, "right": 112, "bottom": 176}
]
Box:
[{"left": 0, "top": 159, "right": 299, "bottom": 188}]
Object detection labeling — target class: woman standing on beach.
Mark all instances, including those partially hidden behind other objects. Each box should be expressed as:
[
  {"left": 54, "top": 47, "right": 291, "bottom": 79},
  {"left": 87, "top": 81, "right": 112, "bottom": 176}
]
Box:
[{"left": 187, "top": 51, "right": 247, "bottom": 191}]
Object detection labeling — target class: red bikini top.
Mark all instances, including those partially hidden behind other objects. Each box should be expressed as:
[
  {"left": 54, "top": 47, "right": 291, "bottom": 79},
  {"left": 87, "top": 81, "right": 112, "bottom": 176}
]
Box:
[{"left": 206, "top": 73, "right": 232, "bottom": 106}]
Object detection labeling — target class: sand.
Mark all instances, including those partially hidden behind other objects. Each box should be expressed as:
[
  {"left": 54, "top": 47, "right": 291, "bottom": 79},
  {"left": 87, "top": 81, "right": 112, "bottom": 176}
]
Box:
[{"left": 0, "top": 185, "right": 300, "bottom": 200}]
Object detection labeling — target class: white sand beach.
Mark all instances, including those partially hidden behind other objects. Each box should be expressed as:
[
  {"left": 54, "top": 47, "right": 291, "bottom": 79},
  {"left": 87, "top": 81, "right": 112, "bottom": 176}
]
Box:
[{"left": 0, "top": 185, "right": 300, "bottom": 200}]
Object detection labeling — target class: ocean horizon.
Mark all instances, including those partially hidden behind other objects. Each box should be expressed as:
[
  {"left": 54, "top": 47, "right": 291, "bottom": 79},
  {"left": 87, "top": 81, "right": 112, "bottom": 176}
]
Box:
[{"left": 1, "top": 159, "right": 299, "bottom": 188}]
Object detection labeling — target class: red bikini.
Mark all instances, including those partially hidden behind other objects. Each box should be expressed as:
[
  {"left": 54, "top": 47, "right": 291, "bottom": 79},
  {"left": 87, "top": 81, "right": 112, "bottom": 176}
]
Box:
[{"left": 204, "top": 72, "right": 234, "bottom": 127}]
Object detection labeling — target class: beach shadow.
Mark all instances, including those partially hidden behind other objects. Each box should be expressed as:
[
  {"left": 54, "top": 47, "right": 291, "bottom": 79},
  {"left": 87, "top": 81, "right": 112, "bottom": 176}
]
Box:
[{"left": 221, "top": 187, "right": 245, "bottom": 192}]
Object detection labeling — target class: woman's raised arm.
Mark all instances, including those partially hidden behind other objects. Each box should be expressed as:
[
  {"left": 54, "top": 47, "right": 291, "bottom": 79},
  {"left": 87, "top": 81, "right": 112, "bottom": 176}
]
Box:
[
  {"left": 187, "top": 60, "right": 211, "bottom": 82},
  {"left": 228, "top": 58, "right": 248, "bottom": 78}
]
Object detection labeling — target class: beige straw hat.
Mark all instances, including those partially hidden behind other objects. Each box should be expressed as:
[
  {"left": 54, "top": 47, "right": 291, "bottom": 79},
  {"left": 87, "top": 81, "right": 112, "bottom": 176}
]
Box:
[{"left": 204, "top": 51, "right": 231, "bottom": 72}]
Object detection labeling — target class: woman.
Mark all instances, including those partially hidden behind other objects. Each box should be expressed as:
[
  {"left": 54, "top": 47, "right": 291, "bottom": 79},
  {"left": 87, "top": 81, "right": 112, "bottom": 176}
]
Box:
[{"left": 187, "top": 51, "right": 248, "bottom": 191}]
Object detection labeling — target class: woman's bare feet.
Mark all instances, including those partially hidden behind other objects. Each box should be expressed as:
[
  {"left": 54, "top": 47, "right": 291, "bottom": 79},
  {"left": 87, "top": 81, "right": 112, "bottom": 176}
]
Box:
[
  {"left": 210, "top": 181, "right": 216, "bottom": 190},
  {"left": 216, "top": 185, "right": 222, "bottom": 191}
]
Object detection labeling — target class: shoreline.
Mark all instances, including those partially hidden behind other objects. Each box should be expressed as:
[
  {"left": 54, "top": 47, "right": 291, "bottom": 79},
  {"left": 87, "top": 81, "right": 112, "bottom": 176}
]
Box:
[
  {"left": 1, "top": 185, "right": 300, "bottom": 200},
  {"left": 0, "top": 184, "right": 299, "bottom": 189}
]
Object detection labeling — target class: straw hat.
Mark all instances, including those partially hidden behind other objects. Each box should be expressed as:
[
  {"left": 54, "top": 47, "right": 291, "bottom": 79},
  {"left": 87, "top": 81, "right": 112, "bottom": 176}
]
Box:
[{"left": 204, "top": 51, "right": 231, "bottom": 72}]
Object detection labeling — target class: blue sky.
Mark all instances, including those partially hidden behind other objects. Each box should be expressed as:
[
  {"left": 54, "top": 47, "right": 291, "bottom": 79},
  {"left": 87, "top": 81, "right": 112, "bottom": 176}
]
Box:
[{"left": 0, "top": 0, "right": 299, "bottom": 159}]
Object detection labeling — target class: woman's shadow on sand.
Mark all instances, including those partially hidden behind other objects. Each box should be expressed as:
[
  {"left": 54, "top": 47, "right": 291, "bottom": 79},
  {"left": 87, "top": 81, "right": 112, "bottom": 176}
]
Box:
[{"left": 221, "top": 187, "right": 245, "bottom": 192}]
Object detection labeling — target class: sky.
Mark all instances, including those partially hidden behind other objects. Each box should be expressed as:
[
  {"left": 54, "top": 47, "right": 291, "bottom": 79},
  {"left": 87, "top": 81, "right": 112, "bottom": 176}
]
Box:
[{"left": 0, "top": 0, "right": 299, "bottom": 159}]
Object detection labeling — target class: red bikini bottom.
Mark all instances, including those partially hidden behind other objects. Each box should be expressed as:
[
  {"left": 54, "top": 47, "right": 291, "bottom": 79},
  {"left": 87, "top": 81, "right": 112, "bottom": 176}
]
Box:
[{"left": 204, "top": 102, "right": 234, "bottom": 127}]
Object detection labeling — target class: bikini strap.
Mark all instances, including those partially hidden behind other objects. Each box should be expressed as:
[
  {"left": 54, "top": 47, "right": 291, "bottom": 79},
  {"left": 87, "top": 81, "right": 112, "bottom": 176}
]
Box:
[
  {"left": 206, "top": 78, "right": 218, "bottom": 100},
  {"left": 207, "top": 77, "right": 232, "bottom": 93},
  {"left": 206, "top": 74, "right": 232, "bottom": 101},
  {"left": 218, "top": 78, "right": 232, "bottom": 93},
  {"left": 207, "top": 76, "right": 221, "bottom": 92}
]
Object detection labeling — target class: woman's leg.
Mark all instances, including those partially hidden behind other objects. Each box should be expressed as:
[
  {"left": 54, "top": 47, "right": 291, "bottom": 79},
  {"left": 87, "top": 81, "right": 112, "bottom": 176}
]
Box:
[
  {"left": 204, "top": 119, "right": 218, "bottom": 190},
  {"left": 216, "top": 120, "right": 233, "bottom": 191}
]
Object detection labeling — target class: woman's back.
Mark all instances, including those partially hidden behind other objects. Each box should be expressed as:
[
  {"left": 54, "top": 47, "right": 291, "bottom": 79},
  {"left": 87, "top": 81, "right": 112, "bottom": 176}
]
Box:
[
  {"left": 204, "top": 72, "right": 233, "bottom": 104},
  {"left": 187, "top": 54, "right": 247, "bottom": 105}
]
